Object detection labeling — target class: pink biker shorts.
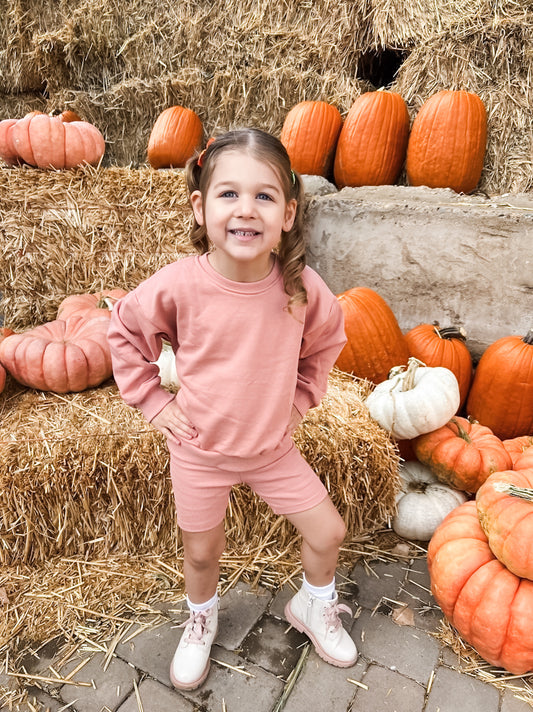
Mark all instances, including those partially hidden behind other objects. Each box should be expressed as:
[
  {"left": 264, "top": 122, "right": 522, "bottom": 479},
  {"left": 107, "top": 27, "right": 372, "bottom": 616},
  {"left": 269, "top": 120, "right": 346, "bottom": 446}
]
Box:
[{"left": 167, "top": 436, "right": 328, "bottom": 532}]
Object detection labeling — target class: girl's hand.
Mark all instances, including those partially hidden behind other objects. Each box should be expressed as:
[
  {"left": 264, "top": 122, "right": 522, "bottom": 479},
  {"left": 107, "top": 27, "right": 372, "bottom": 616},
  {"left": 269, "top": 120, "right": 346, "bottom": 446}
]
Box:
[
  {"left": 151, "top": 398, "right": 198, "bottom": 443},
  {"left": 287, "top": 404, "right": 303, "bottom": 436}
]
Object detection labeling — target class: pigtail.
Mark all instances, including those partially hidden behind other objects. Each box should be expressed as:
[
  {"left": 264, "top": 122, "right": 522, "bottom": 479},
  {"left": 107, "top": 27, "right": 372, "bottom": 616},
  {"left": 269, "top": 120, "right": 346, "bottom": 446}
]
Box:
[
  {"left": 277, "top": 170, "right": 308, "bottom": 314},
  {"left": 185, "top": 152, "right": 210, "bottom": 254}
]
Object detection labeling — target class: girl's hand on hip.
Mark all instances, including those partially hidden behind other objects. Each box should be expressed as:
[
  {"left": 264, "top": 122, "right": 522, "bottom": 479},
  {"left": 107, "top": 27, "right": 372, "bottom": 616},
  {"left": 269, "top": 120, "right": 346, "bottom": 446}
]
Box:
[{"left": 151, "top": 398, "right": 198, "bottom": 443}]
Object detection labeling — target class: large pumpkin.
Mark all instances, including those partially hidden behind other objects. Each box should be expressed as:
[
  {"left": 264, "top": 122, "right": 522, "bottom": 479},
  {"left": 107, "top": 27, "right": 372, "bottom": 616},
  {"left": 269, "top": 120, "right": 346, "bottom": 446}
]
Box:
[
  {"left": 0, "top": 316, "right": 112, "bottom": 393},
  {"left": 280, "top": 101, "right": 342, "bottom": 178},
  {"left": 476, "top": 468, "right": 533, "bottom": 581},
  {"left": 10, "top": 113, "right": 105, "bottom": 169},
  {"left": 406, "top": 90, "right": 487, "bottom": 194},
  {"left": 0, "top": 328, "right": 14, "bottom": 393},
  {"left": 334, "top": 90, "right": 410, "bottom": 188},
  {"left": 466, "top": 329, "right": 533, "bottom": 440},
  {"left": 502, "top": 435, "right": 533, "bottom": 467},
  {"left": 0, "top": 119, "right": 19, "bottom": 165},
  {"left": 147, "top": 106, "right": 203, "bottom": 169},
  {"left": 413, "top": 416, "right": 512, "bottom": 493},
  {"left": 57, "top": 289, "right": 128, "bottom": 322},
  {"left": 366, "top": 357, "right": 460, "bottom": 440},
  {"left": 334, "top": 287, "right": 409, "bottom": 384},
  {"left": 428, "top": 500, "right": 533, "bottom": 674},
  {"left": 404, "top": 322, "right": 472, "bottom": 411}
]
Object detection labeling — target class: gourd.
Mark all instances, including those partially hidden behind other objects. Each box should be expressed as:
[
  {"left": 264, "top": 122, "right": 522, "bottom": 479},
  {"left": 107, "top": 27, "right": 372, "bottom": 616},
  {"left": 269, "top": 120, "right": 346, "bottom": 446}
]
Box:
[
  {"left": 476, "top": 468, "right": 533, "bottom": 581},
  {"left": 427, "top": 500, "right": 533, "bottom": 674},
  {"left": 393, "top": 460, "right": 467, "bottom": 540},
  {"left": 404, "top": 322, "right": 472, "bottom": 411},
  {"left": 57, "top": 289, "right": 128, "bottom": 322},
  {"left": 10, "top": 113, "right": 105, "bottom": 169},
  {"left": 335, "top": 287, "right": 409, "bottom": 384},
  {"left": 334, "top": 90, "right": 410, "bottom": 188},
  {"left": 366, "top": 357, "right": 460, "bottom": 440},
  {"left": 466, "top": 329, "right": 533, "bottom": 440},
  {"left": 147, "top": 106, "right": 203, "bottom": 169},
  {"left": 0, "top": 316, "right": 112, "bottom": 393},
  {"left": 280, "top": 101, "right": 342, "bottom": 178},
  {"left": 413, "top": 416, "right": 513, "bottom": 493},
  {"left": 406, "top": 90, "right": 487, "bottom": 194},
  {"left": 503, "top": 436, "right": 533, "bottom": 467}
]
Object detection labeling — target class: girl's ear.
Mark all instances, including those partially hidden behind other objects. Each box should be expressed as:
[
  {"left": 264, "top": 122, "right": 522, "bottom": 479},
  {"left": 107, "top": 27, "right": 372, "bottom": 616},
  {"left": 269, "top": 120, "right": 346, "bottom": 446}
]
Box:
[
  {"left": 282, "top": 198, "right": 297, "bottom": 232},
  {"left": 190, "top": 190, "right": 204, "bottom": 225}
]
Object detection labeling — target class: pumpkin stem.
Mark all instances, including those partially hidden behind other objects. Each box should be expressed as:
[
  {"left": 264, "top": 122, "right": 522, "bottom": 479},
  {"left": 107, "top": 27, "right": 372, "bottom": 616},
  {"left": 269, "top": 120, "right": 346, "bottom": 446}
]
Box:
[
  {"left": 493, "top": 482, "right": 533, "bottom": 501},
  {"left": 436, "top": 326, "right": 467, "bottom": 342},
  {"left": 96, "top": 295, "right": 114, "bottom": 311},
  {"left": 523, "top": 329, "right": 533, "bottom": 345},
  {"left": 400, "top": 357, "right": 426, "bottom": 391},
  {"left": 450, "top": 417, "right": 472, "bottom": 443}
]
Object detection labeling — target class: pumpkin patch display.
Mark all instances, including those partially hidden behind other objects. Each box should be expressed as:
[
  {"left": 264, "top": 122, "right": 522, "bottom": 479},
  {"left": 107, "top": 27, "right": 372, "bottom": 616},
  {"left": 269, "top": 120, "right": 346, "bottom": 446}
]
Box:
[
  {"left": 406, "top": 89, "right": 487, "bottom": 194},
  {"left": 404, "top": 322, "right": 472, "bottom": 411},
  {"left": 280, "top": 100, "right": 342, "bottom": 178},
  {"left": 335, "top": 287, "right": 409, "bottom": 384},
  {"left": 6, "top": 113, "right": 105, "bottom": 169},
  {"left": 147, "top": 105, "right": 203, "bottom": 169},
  {"left": 0, "top": 316, "right": 112, "bottom": 393},
  {"left": 366, "top": 357, "right": 460, "bottom": 440},
  {"left": 57, "top": 289, "right": 128, "bottom": 322},
  {"left": 428, "top": 500, "right": 533, "bottom": 674},
  {"left": 333, "top": 90, "right": 410, "bottom": 188},
  {"left": 476, "top": 468, "right": 533, "bottom": 581},
  {"left": 393, "top": 460, "right": 467, "bottom": 541},
  {"left": 413, "top": 416, "right": 513, "bottom": 493},
  {"left": 466, "top": 328, "right": 533, "bottom": 440}
]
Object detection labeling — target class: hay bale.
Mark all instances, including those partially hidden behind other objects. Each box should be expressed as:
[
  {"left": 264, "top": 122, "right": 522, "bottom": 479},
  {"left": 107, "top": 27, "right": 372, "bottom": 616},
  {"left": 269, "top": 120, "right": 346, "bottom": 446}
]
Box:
[
  {"left": 0, "top": 370, "right": 400, "bottom": 567},
  {"left": 0, "top": 165, "right": 196, "bottom": 329}
]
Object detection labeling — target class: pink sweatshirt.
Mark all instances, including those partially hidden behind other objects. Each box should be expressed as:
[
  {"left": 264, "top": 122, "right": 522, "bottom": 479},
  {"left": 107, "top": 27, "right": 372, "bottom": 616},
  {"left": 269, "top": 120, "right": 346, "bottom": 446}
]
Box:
[{"left": 108, "top": 254, "right": 346, "bottom": 459}]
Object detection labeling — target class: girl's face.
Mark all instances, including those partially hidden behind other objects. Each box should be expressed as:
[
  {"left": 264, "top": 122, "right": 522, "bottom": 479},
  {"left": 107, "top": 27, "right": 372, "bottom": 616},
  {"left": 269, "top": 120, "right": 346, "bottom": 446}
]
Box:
[{"left": 190, "top": 150, "right": 297, "bottom": 283}]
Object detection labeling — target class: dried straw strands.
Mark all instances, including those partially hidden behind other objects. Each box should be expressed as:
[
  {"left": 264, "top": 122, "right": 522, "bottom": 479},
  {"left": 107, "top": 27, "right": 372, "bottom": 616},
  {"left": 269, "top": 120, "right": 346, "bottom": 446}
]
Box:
[
  {"left": 0, "top": 165, "right": 195, "bottom": 330},
  {"left": 0, "top": 370, "right": 400, "bottom": 567}
]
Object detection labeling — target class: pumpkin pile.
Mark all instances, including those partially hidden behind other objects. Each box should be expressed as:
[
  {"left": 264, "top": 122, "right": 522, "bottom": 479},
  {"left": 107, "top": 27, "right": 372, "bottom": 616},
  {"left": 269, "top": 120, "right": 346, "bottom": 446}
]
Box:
[
  {"left": 0, "top": 290, "right": 126, "bottom": 394},
  {"left": 279, "top": 89, "right": 487, "bottom": 194}
]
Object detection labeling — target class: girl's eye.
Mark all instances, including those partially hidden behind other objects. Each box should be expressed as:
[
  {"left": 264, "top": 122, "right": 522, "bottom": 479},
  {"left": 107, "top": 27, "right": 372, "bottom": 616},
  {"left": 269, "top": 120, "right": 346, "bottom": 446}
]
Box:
[
  {"left": 221, "top": 190, "right": 237, "bottom": 198},
  {"left": 257, "top": 193, "right": 273, "bottom": 201}
]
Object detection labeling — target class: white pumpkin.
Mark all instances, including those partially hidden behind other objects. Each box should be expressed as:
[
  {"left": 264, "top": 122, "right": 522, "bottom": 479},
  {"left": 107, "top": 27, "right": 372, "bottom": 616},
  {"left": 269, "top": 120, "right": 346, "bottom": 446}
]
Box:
[
  {"left": 152, "top": 340, "right": 179, "bottom": 389},
  {"left": 365, "top": 357, "right": 460, "bottom": 440},
  {"left": 393, "top": 460, "right": 468, "bottom": 540}
]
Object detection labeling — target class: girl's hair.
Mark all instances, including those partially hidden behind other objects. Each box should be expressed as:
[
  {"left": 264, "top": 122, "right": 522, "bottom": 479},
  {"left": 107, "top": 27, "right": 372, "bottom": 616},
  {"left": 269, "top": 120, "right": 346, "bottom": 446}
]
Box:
[{"left": 185, "top": 128, "right": 307, "bottom": 312}]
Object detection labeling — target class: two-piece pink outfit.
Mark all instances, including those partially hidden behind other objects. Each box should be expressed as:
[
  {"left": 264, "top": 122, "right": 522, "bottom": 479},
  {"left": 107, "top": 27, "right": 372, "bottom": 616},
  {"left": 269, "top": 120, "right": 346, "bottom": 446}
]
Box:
[{"left": 107, "top": 254, "right": 346, "bottom": 532}]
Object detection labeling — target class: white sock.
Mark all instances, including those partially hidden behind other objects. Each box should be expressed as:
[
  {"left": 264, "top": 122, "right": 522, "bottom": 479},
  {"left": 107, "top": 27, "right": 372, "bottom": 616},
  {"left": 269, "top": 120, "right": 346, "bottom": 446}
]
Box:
[
  {"left": 186, "top": 591, "right": 218, "bottom": 613},
  {"left": 302, "top": 573, "right": 336, "bottom": 601}
]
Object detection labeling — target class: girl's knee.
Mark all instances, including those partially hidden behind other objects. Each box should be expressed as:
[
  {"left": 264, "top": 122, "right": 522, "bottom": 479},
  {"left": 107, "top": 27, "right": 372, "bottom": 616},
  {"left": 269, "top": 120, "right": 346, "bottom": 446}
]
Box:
[{"left": 183, "top": 526, "right": 226, "bottom": 569}]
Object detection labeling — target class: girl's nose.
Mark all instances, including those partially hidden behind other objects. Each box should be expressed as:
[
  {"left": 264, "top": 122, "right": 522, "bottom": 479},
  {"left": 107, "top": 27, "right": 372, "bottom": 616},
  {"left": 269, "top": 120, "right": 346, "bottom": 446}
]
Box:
[{"left": 235, "top": 194, "right": 256, "bottom": 217}]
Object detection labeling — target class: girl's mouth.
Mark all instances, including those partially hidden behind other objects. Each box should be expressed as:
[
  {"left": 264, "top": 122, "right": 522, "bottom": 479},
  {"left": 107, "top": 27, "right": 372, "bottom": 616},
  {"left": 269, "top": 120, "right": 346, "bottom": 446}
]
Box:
[{"left": 229, "top": 229, "right": 260, "bottom": 241}]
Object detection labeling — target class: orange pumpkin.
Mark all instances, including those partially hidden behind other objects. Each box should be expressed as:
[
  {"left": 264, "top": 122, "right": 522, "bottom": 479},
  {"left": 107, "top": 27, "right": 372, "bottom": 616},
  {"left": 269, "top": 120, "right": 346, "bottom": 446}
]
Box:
[
  {"left": 406, "top": 90, "right": 487, "bottom": 194},
  {"left": 428, "top": 500, "right": 533, "bottom": 674},
  {"left": 0, "top": 316, "right": 112, "bottom": 393},
  {"left": 503, "top": 435, "right": 533, "bottom": 467},
  {"left": 0, "top": 119, "right": 19, "bottom": 166},
  {"left": 335, "top": 287, "right": 409, "bottom": 384},
  {"left": 333, "top": 90, "right": 410, "bottom": 188},
  {"left": 413, "top": 416, "right": 512, "bottom": 493},
  {"left": 57, "top": 289, "right": 128, "bottom": 322},
  {"left": 147, "top": 106, "right": 203, "bottom": 169},
  {"left": 466, "top": 329, "right": 533, "bottom": 440},
  {"left": 59, "top": 110, "right": 83, "bottom": 123},
  {"left": 476, "top": 468, "right": 533, "bottom": 581},
  {"left": 10, "top": 113, "right": 105, "bottom": 169},
  {"left": 404, "top": 322, "right": 472, "bottom": 411},
  {"left": 280, "top": 101, "right": 342, "bottom": 178}
]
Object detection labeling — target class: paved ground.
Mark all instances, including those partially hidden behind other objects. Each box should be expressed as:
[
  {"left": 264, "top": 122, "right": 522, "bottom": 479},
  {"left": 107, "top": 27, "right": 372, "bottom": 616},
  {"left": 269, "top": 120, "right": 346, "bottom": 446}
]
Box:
[{"left": 3, "top": 550, "right": 532, "bottom": 712}]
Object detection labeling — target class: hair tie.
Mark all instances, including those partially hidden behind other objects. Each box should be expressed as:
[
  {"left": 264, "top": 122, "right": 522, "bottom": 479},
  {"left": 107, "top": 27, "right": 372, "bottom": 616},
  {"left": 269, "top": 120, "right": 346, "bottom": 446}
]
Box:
[
  {"left": 197, "top": 137, "right": 216, "bottom": 167},
  {"left": 291, "top": 170, "right": 296, "bottom": 185}
]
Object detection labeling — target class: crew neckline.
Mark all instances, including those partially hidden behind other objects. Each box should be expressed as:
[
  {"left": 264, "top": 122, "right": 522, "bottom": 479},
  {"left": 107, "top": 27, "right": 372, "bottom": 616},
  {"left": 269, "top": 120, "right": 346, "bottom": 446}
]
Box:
[{"left": 198, "top": 253, "right": 282, "bottom": 293}]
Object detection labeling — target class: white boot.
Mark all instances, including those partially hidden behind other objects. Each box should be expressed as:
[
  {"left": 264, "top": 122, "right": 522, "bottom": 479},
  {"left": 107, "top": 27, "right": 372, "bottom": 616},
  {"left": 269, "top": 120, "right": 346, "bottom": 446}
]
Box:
[
  {"left": 285, "top": 587, "right": 358, "bottom": 667},
  {"left": 170, "top": 605, "right": 218, "bottom": 690}
]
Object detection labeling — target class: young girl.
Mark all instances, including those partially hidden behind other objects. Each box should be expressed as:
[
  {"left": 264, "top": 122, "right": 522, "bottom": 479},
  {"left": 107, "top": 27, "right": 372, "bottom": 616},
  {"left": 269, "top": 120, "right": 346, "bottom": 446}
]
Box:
[{"left": 107, "top": 128, "right": 357, "bottom": 690}]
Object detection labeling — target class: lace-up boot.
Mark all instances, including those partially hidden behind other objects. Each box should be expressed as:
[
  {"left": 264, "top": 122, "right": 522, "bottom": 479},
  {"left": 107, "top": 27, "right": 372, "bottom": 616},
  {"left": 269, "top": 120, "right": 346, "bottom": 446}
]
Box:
[
  {"left": 170, "top": 606, "right": 218, "bottom": 690},
  {"left": 285, "top": 588, "right": 357, "bottom": 667}
]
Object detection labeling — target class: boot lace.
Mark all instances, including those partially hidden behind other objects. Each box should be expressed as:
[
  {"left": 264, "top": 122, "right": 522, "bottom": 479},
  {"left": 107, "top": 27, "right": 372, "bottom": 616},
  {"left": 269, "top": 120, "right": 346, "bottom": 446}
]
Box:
[
  {"left": 323, "top": 601, "right": 352, "bottom": 632},
  {"left": 180, "top": 609, "right": 212, "bottom": 645}
]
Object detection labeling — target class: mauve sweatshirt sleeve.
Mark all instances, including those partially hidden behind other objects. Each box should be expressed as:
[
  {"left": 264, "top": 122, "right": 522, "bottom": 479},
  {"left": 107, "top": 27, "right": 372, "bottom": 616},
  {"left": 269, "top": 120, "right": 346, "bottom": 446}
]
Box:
[{"left": 293, "top": 269, "right": 347, "bottom": 417}]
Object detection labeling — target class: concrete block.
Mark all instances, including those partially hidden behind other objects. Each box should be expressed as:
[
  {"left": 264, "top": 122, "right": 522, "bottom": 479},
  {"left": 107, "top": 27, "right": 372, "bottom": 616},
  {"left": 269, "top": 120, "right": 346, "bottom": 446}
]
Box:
[
  {"left": 353, "top": 609, "right": 440, "bottom": 685},
  {"left": 239, "top": 613, "right": 308, "bottom": 678},
  {"left": 425, "top": 665, "right": 500, "bottom": 712},
  {"left": 305, "top": 185, "right": 533, "bottom": 356},
  {"left": 117, "top": 677, "right": 196, "bottom": 712},
  {"left": 397, "top": 557, "right": 443, "bottom": 632},
  {"left": 501, "top": 689, "right": 533, "bottom": 711},
  {"left": 217, "top": 581, "right": 272, "bottom": 649},
  {"left": 115, "top": 619, "right": 179, "bottom": 685},
  {"left": 59, "top": 651, "right": 139, "bottom": 712},
  {"left": 351, "top": 664, "right": 427, "bottom": 712},
  {"left": 349, "top": 560, "right": 408, "bottom": 611}
]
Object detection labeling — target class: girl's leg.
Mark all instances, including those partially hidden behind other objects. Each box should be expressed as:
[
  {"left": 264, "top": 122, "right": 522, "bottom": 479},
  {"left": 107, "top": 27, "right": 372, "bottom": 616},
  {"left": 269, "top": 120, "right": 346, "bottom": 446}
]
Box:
[
  {"left": 284, "top": 496, "right": 357, "bottom": 668},
  {"left": 285, "top": 495, "right": 346, "bottom": 586},
  {"left": 170, "top": 522, "right": 226, "bottom": 692}
]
